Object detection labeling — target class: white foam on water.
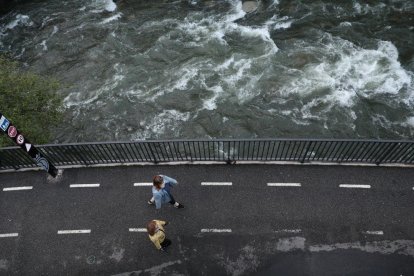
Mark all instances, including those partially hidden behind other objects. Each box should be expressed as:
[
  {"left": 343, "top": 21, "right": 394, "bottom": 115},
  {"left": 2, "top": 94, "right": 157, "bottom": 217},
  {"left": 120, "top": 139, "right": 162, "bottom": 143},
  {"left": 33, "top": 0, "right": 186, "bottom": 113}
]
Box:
[
  {"left": 400, "top": 118, "right": 414, "bottom": 136},
  {"left": 140, "top": 18, "right": 178, "bottom": 30},
  {"left": 4, "top": 14, "right": 33, "bottom": 30},
  {"left": 104, "top": 0, "right": 117, "bottom": 12},
  {"left": 51, "top": 26, "right": 59, "bottom": 36},
  {"left": 40, "top": 16, "right": 50, "bottom": 28},
  {"left": 64, "top": 63, "right": 125, "bottom": 108},
  {"left": 40, "top": 40, "right": 47, "bottom": 51},
  {"left": 353, "top": 2, "right": 363, "bottom": 14},
  {"left": 265, "top": 15, "right": 293, "bottom": 30},
  {"left": 210, "top": 28, "right": 227, "bottom": 45},
  {"left": 164, "top": 62, "right": 204, "bottom": 93},
  {"left": 406, "top": 117, "right": 414, "bottom": 128},
  {"left": 101, "top": 13, "right": 122, "bottom": 24},
  {"left": 371, "top": 114, "right": 406, "bottom": 136},
  {"left": 133, "top": 110, "right": 191, "bottom": 140},
  {"left": 137, "top": 0, "right": 279, "bottom": 112},
  {"left": 203, "top": 85, "right": 223, "bottom": 110},
  {"left": 224, "top": 0, "right": 246, "bottom": 23},
  {"left": 270, "top": 0, "right": 280, "bottom": 7},
  {"left": 219, "top": 56, "right": 266, "bottom": 102},
  {"left": 231, "top": 58, "right": 252, "bottom": 83},
  {"left": 212, "top": 55, "right": 264, "bottom": 102},
  {"left": 339, "top": 21, "right": 352, "bottom": 27},
  {"left": 232, "top": 24, "right": 278, "bottom": 52},
  {"left": 217, "top": 56, "right": 235, "bottom": 71},
  {"left": 353, "top": 2, "right": 387, "bottom": 15},
  {"left": 276, "top": 35, "right": 413, "bottom": 125},
  {"left": 89, "top": 0, "right": 117, "bottom": 13},
  {"left": 273, "top": 21, "right": 292, "bottom": 30}
]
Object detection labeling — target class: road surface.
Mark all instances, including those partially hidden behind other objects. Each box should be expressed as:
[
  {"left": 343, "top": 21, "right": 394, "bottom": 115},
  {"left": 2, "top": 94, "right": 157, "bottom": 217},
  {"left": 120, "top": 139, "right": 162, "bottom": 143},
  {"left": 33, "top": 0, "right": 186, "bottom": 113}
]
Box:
[{"left": 0, "top": 164, "right": 413, "bottom": 275}]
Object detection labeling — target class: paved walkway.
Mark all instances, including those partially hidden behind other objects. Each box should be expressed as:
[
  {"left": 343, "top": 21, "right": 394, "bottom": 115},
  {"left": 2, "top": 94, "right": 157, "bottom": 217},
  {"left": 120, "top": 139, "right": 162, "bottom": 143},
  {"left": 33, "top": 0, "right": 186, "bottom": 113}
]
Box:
[{"left": 0, "top": 164, "right": 414, "bottom": 275}]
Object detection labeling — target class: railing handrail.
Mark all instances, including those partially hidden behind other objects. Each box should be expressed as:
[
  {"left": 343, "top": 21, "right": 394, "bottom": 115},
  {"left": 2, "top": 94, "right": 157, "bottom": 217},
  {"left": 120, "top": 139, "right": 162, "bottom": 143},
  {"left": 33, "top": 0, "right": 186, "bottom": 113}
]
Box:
[
  {"left": 1, "top": 137, "right": 413, "bottom": 150},
  {"left": 1, "top": 138, "right": 414, "bottom": 171}
]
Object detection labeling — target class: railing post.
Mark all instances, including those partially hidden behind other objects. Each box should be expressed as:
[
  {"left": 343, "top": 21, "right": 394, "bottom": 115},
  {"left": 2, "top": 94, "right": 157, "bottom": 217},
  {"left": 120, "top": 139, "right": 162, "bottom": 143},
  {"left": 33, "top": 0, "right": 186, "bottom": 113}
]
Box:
[
  {"left": 147, "top": 142, "right": 158, "bottom": 164},
  {"left": 375, "top": 142, "right": 399, "bottom": 165},
  {"left": 1, "top": 150, "right": 20, "bottom": 170},
  {"left": 301, "top": 141, "right": 313, "bottom": 163},
  {"left": 227, "top": 141, "right": 231, "bottom": 163},
  {"left": 69, "top": 145, "right": 88, "bottom": 165}
]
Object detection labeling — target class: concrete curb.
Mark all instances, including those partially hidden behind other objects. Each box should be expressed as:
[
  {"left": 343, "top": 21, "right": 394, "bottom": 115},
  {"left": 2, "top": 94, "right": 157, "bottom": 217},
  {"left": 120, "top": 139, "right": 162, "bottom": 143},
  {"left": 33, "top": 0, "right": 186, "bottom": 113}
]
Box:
[{"left": 1, "top": 160, "right": 414, "bottom": 175}]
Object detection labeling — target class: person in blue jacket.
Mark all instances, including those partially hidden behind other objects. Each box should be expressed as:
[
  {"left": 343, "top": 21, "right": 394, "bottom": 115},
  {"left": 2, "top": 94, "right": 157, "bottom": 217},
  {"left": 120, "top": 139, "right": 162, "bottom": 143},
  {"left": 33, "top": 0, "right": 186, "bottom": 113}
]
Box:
[{"left": 148, "top": 175, "right": 184, "bottom": 209}]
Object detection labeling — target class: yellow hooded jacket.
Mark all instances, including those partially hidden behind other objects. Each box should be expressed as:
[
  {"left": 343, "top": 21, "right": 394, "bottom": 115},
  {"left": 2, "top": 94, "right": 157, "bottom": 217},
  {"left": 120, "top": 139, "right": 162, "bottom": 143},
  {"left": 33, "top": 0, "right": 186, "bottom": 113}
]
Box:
[{"left": 148, "top": 220, "right": 167, "bottom": 250}]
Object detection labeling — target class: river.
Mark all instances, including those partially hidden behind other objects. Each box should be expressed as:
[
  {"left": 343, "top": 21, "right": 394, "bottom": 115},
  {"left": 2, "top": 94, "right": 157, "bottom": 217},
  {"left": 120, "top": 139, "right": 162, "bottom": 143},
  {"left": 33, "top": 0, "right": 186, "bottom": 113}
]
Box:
[{"left": 0, "top": 0, "right": 413, "bottom": 142}]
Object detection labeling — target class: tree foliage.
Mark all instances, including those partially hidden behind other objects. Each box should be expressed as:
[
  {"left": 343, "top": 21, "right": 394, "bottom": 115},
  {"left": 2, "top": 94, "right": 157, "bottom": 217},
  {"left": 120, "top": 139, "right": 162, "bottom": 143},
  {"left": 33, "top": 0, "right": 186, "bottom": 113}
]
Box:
[{"left": 0, "top": 55, "right": 64, "bottom": 147}]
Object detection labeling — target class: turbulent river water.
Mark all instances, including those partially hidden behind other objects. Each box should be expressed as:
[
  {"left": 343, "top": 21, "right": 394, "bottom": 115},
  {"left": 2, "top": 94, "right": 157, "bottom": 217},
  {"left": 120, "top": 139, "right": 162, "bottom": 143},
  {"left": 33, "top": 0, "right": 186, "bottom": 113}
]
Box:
[{"left": 0, "top": 0, "right": 413, "bottom": 142}]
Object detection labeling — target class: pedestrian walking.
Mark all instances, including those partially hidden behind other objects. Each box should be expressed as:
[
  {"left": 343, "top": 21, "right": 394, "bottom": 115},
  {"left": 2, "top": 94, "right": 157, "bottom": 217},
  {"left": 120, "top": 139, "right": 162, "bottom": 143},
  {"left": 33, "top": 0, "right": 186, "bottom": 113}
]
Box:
[
  {"left": 146, "top": 219, "right": 171, "bottom": 251},
  {"left": 148, "top": 175, "right": 184, "bottom": 209}
]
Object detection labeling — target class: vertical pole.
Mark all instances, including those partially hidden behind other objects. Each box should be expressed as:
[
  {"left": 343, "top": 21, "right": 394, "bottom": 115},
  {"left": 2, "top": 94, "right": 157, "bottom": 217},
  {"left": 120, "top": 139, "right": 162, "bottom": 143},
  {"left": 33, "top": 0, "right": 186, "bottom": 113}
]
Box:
[{"left": 0, "top": 112, "right": 58, "bottom": 177}]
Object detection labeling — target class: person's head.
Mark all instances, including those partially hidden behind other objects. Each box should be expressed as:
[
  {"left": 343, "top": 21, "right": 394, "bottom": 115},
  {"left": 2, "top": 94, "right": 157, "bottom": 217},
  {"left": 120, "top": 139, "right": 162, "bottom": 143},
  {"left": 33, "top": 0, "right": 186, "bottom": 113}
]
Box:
[
  {"left": 153, "top": 175, "right": 164, "bottom": 189},
  {"left": 146, "top": 220, "right": 157, "bottom": 236}
]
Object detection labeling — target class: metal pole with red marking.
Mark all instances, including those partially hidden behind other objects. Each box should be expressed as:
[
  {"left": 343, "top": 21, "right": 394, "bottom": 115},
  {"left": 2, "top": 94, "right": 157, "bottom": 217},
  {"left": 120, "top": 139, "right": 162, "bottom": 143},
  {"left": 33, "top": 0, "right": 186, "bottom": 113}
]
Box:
[{"left": 0, "top": 112, "right": 58, "bottom": 177}]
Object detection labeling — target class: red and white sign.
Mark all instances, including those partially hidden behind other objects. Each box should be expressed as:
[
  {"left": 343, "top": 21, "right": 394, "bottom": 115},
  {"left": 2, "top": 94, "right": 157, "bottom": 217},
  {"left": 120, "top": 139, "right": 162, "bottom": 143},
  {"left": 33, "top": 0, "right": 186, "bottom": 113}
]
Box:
[
  {"left": 16, "top": 134, "right": 24, "bottom": 145},
  {"left": 8, "top": 126, "right": 17, "bottom": 138}
]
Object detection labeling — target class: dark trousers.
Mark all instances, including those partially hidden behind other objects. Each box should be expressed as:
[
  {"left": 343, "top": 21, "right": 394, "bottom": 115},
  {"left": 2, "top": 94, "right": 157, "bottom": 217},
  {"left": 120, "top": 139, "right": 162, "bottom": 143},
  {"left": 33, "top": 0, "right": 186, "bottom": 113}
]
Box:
[
  {"left": 161, "top": 238, "right": 171, "bottom": 248},
  {"left": 168, "top": 193, "right": 176, "bottom": 205}
]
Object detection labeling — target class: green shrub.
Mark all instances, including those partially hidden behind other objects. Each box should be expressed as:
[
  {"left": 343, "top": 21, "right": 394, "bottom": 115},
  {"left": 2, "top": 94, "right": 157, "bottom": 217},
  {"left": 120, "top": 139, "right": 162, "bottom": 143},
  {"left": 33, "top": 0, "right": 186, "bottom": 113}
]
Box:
[{"left": 0, "top": 55, "right": 64, "bottom": 147}]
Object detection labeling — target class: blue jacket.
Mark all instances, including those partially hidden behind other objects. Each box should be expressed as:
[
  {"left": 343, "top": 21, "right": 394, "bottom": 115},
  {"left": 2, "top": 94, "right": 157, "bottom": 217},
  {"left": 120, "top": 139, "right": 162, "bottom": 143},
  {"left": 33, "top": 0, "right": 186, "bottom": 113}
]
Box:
[{"left": 152, "top": 175, "right": 178, "bottom": 209}]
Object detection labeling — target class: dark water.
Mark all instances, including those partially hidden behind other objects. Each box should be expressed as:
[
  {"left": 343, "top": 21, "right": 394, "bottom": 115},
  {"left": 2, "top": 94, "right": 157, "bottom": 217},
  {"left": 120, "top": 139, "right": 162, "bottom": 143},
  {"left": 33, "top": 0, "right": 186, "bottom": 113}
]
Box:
[{"left": 0, "top": 0, "right": 413, "bottom": 142}]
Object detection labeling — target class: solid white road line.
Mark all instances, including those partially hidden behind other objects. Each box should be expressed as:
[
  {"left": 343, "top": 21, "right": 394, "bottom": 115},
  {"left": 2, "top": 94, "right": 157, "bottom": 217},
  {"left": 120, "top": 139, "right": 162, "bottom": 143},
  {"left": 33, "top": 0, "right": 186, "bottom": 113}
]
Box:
[
  {"left": 69, "top": 184, "right": 100, "bottom": 188},
  {"left": 201, "top": 229, "right": 232, "bottom": 233},
  {"left": 133, "top": 183, "right": 152, "bottom": 186},
  {"left": 129, "top": 228, "right": 147, "bottom": 232},
  {"left": 3, "top": 186, "right": 33, "bottom": 191},
  {"left": 267, "top": 183, "right": 301, "bottom": 187},
  {"left": 57, "top": 229, "right": 91, "bottom": 234},
  {"left": 364, "top": 230, "right": 384, "bottom": 235},
  {"left": 201, "top": 182, "right": 232, "bottom": 186},
  {"left": 339, "top": 184, "right": 371, "bottom": 189},
  {"left": 0, "top": 233, "right": 18, "bottom": 238}
]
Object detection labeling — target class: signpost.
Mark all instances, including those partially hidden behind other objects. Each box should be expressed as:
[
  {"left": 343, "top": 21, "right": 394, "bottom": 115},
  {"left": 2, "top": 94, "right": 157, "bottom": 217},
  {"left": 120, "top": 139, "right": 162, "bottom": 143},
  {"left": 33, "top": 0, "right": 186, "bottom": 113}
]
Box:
[{"left": 0, "top": 112, "right": 58, "bottom": 177}]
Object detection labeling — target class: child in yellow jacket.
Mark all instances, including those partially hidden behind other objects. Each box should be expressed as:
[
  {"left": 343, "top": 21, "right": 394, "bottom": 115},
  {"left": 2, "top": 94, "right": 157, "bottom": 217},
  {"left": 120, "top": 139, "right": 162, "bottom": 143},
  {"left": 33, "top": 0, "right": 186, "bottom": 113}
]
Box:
[{"left": 146, "top": 220, "right": 171, "bottom": 251}]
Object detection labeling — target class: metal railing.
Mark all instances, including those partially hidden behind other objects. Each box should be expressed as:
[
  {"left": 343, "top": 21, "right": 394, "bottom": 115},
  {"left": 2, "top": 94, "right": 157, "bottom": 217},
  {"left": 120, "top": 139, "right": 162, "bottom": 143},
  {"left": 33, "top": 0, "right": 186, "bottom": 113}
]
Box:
[{"left": 1, "top": 138, "right": 414, "bottom": 171}]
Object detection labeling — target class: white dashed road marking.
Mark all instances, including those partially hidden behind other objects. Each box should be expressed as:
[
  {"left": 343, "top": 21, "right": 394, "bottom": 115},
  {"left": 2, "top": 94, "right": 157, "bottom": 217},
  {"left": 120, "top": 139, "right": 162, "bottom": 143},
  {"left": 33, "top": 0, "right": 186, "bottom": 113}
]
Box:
[
  {"left": 129, "top": 228, "right": 147, "bottom": 232},
  {"left": 201, "top": 182, "right": 232, "bottom": 186},
  {"left": 3, "top": 186, "right": 33, "bottom": 191},
  {"left": 201, "top": 229, "right": 232, "bottom": 233},
  {"left": 0, "top": 233, "right": 18, "bottom": 238},
  {"left": 364, "top": 230, "right": 384, "bottom": 235},
  {"left": 275, "top": 229, "right": 302, "bottom": 233},
  {"left": 57, "top": 229, "right": 91, "bottom": 234},
  {"left": 267, "top": 183, "right": 301, "bottom": 187},
  {"left": 133, "top": 183, "right": 152, "bottom": 186},
  {"left": 70, "top": 184, "right": 100, "bottom": 188},
  {"left": 339, "top": 184, "right": 371, "bottom": 189}
]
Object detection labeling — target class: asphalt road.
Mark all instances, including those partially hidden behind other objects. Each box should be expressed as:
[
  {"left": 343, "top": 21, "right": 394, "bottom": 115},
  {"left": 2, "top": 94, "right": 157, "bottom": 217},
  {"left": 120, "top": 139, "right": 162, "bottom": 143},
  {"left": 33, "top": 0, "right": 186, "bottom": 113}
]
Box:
[{"left": 0, "top": 164, "right": 413, "bottom": 275}]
